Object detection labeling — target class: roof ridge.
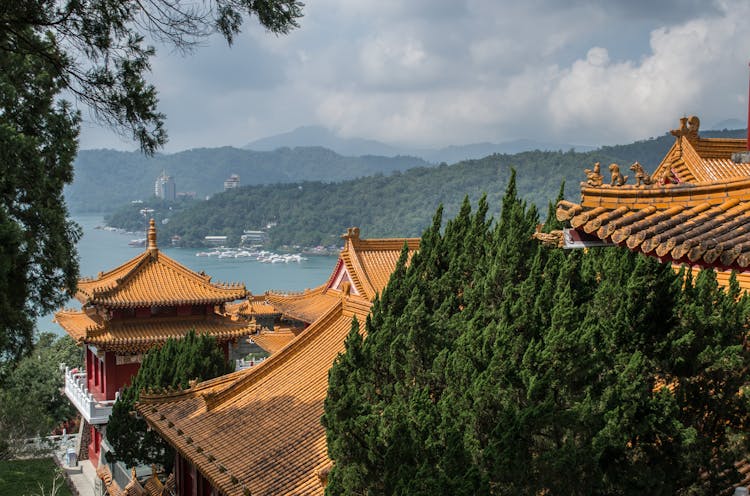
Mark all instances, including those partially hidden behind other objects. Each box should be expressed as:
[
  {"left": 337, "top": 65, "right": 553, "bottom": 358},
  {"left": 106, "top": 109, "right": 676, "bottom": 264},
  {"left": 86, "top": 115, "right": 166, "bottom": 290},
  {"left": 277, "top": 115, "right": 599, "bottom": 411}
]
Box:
[
  {"left": 202, "top": 300, "right": 344, "bottom": 411},
  {"left": 343, "top": 243, "right": 375, "bottom": 299},
  {"left": 91, "top": 251, "right": 156, "bottom": 299},
  {"left": 139, "top": 367, "right": 251, "bottom": 404},
  {"left": 156, "top": 252, "right": 245, "bottom": 290}
]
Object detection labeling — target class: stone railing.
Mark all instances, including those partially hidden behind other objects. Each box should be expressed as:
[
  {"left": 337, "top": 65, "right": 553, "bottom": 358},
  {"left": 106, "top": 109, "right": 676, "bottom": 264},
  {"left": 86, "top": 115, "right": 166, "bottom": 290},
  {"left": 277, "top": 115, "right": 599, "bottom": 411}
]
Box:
[
  {"left": 63, "top": 366, "right": 115, "bottom": 424},
  {"left": 235, "top": 356, "right": 267, "bottom": 371}
]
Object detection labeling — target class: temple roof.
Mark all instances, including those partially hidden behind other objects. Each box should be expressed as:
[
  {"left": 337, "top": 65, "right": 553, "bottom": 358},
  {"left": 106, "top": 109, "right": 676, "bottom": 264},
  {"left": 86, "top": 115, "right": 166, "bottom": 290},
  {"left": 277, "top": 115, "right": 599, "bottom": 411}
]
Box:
[
  {"left": 76, "top": 220, "right": 246, "bottom": 308},
  {"left": 332, "top": 227, "right": 420, "bottom": 300},
  {"left": 265, "top": 228, "right": 418, "bottom": 323},
  {"left": 137, "top": 228, "right": 418, "bottom": 496},
  {"left": 652, "top": 118, "right": 748, "bottom": 184},
  {"left": 265, "top": 285, "right": 339, "bottom": 323},
  {"left": 55, "top": 309, "right": 254, "bottom": 353},
  {"left": 225, "top": 297, "right": 280, "bottom": 319},
  {"left": 251, "top": 328, "right": 298, "bottom": 354},
  {"left": 552, "top": 117, "right": 750, "bottom": 272}
]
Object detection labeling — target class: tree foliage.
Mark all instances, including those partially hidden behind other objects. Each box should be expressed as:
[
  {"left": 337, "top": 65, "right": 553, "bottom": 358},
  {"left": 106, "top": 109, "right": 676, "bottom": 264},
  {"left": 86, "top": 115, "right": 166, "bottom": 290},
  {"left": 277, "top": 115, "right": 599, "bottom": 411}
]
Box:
[
  {"left": 0, "top": 0, "right": 302, "bottom": 364},
  {"left": 0, "top": 333, "right": 82, "bottom": 459},
  {"left": 323, "top": 174, "right": 750, "bottom": 495},
  {"left": 106, "top": 331, "right": 232, "bottom": 470}
]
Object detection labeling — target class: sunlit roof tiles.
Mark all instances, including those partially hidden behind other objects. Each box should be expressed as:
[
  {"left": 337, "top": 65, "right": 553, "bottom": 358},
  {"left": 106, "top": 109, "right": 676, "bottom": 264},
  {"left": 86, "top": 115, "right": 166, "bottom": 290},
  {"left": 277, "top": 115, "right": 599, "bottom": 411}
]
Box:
[{"left": 76, "top": 220, "right": 246, "bottom": 308}]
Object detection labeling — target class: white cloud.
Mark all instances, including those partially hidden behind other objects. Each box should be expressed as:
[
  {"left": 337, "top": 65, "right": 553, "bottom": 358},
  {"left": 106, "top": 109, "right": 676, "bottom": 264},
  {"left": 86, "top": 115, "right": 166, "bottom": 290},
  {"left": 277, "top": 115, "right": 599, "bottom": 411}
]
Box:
[{"left": 78, "top": 0, "right": 750, "bottom": 152}]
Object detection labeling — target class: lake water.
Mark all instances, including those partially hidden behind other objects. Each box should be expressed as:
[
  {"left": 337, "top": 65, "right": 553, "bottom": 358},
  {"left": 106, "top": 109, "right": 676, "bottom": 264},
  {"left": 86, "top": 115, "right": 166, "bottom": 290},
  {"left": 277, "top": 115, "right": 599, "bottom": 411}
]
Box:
[{"left": 40, "top": 214, "right": 338, "bottom": 335}]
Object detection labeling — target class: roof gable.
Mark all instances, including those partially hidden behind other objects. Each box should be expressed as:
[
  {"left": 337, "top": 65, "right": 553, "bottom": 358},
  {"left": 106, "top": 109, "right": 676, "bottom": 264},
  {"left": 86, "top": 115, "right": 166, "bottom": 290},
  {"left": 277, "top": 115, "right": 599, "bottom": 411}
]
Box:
[{"left": 652, "top": 117, "right": 748, "bottom": 184}]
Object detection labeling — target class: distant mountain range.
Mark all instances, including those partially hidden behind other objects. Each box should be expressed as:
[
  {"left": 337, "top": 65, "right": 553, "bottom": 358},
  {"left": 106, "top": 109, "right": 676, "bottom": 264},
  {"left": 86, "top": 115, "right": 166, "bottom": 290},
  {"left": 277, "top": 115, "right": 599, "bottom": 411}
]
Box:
[
  {"left": 71, "top": 126, "right": 747, "bottom": 215},
  {"left": 66, "top": 146, "right": 430, "bottom": 213},
  {"left": 244, "top": 125, "right": 596, "bottom": 164}
]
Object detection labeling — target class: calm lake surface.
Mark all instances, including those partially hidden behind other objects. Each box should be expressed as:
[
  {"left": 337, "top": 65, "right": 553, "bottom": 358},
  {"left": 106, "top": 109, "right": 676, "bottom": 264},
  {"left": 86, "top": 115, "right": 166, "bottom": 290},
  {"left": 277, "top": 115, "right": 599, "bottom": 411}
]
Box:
[{"left": 41, "top": 214, "right": 338, "bottom": 335}]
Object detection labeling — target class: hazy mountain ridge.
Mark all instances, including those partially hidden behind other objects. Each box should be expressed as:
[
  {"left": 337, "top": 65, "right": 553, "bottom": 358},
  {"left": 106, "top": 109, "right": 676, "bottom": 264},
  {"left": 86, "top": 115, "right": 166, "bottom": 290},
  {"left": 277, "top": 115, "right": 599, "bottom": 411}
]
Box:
[
  {"left": 66, "top": 146, "right": 430, "bottom": 213},
  {"left": 244, "top": 125, "right": 596, "bottom": 163}
]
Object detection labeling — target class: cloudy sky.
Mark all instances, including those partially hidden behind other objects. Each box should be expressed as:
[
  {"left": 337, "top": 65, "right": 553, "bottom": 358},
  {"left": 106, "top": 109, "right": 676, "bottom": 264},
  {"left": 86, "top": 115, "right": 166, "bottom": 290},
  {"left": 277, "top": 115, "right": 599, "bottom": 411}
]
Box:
[{"left": 78, "top": 0, "right": 750, "bottom": 153}]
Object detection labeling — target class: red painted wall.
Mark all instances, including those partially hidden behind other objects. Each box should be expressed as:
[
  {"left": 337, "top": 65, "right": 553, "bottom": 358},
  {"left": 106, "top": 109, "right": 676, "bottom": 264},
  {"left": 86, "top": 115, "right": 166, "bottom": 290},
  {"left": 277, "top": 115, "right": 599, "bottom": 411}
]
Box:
[
  {"left": 103, "top": 351, "right": 141, "bottom": 400},
  {"left": 176, "top": 453, "right": 218, "bottom": 496},
  {"left": 88, "top": 425, "right": 101, "bottom": 467}
]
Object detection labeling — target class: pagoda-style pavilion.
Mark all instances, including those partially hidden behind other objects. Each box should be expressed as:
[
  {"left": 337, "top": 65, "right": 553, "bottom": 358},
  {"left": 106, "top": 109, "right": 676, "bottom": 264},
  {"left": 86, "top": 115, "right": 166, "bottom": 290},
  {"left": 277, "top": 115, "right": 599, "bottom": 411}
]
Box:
[
  {"left": 548, "top": 116, "right": 750, "bottom": 287},
  {"left": 57, "top": 220, "right": 250, "bottom": 468},
  {"left": 137, "top": 227, "right": 419, "bottom": 496}
]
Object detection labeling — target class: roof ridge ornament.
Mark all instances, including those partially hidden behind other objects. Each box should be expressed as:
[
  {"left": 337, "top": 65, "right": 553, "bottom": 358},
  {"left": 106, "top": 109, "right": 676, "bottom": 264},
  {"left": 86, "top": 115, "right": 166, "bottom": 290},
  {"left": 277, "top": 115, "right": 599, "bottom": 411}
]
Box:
[
  {"left": 147, "top": 218, "right": 158, "bottom": 251},
  {"left": 670, "top": 115, "right": 700, "bottom": 141},
  {"left": 341, "top": 226, "right": 360, "bottom": 242}
]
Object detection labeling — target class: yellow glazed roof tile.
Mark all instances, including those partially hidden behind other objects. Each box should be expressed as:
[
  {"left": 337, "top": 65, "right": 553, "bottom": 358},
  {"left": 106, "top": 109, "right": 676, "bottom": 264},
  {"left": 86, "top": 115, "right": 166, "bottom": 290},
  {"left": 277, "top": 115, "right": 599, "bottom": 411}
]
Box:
[
  {"left": 251, "top": 329, "right": 298, "bottom": 354},
  {"left": 76, "top": 220, "right": 246, "bottom": 308},
  {"left": 55, "top": 309, "right": 253, "bottom": 353},
  {"left": 557, "top": 116, "right": 750, "bottom": 280}
]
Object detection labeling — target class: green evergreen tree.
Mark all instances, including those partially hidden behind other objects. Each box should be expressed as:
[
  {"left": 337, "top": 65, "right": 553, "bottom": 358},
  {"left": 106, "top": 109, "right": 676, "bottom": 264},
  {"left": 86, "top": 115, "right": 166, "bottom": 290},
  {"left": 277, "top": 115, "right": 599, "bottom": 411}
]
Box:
[
  {"left": 325, "top": 176, "right": 750, "bottom": 495},
  {"left": 106, "top": 331, "right": 231, "bottom": 470}
]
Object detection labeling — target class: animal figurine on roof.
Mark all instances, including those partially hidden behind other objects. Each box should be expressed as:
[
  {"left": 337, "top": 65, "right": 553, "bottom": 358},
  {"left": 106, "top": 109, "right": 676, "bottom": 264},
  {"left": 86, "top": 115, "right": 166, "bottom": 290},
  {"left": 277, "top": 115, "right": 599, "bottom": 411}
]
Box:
[
  {"left": 629, "top": 161, "right": 653, "bottom": 187},
  {"left": 583, "top": 162, "right": 604, "bottom": 187},
  {"left": 609, "top": 163, "right": 628, "bottom": 186}
]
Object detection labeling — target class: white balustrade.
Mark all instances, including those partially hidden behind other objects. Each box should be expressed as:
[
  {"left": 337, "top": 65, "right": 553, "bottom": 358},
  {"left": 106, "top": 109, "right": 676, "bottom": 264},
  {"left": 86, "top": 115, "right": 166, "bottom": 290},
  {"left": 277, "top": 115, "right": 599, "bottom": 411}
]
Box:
[
  {"left": 63, "top": 366, "right": 116, "bottom": 424},
  {"left": 235, "top": 356, "right": 267, "bottom": 370}
]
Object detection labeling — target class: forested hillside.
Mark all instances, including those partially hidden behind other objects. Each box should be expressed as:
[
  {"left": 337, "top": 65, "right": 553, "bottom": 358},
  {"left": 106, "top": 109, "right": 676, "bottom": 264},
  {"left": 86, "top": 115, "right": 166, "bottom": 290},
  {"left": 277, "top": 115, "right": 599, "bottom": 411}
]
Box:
[
  {"left": 66, "top": 147, "right": 429, "bottom": 212},
  {"left": 156, "top": 149, "right": 619, "bottom": 247},
  {"left": 106, "top": 129, "right": 746, "bottom": 247}
]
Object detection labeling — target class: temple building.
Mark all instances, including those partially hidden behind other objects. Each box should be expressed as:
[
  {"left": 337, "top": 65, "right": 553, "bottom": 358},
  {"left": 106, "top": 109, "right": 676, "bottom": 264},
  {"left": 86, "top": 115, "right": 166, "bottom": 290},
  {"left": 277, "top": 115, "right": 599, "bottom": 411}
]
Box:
[
  {"left": 56, "top": 220, "right": 250, "bottom": 471},
  {"left": 549, "top": 115, "right": 750, "bottom": 287},
  {"left": 137, "top": 228, "right": 419, "bottom": 496}
]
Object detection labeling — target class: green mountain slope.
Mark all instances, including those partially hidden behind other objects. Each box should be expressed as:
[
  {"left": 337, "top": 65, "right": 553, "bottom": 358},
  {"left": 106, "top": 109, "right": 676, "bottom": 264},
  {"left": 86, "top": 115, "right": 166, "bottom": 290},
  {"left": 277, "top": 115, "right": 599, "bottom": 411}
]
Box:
[
  {"left": 65, "top": 147, "right": 430, "bottom": 213},
  {"left": 156, "top": 150, "right": 616, "bottom": 247},
  {"left": 109, "top": 129, "right": 747, "bottom": 247}
]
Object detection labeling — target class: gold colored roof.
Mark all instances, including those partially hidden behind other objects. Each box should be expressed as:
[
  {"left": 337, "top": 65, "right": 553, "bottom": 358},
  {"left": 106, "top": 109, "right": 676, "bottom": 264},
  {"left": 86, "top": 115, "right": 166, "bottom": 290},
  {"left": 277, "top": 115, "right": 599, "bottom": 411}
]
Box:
[
  {"left": 225, "top": 297, "right": 279, "bottom": 318},
  {"left": 265, "top": 229, "right": 419, "bottom": 323},
  {"left": 332, "top": 227, "right": 419, "bottom": 300},
  {"left": 55, "top": 309, "right": 254, "bottom": 353},
  {"left": 137, "top": 229, "right": 417, "bottom": 496},
  {"left": 251, "top": 329, "right": 298, "bottom": 354},
  {"left": 265, "top": 285, "right": 339, "bottom": 323},
  {"left": 556, "top": 118, "right": 750, "bottom": 273},
  {"left": 76, "top": 220, "right": 246, "bottom": 308},
  {"left": 652, "top": 117, "right": 748, "bottom": 184}
]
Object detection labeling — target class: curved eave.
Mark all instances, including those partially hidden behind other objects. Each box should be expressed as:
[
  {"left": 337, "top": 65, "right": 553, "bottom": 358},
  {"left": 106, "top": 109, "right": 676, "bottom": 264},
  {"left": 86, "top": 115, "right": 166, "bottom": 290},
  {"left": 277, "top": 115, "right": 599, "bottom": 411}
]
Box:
[
  {"left": 557, "top": 194, "right": 750, "bottom": 272},
  {"left": 82, "top": 293, "right": 247, "bottom": 309}
]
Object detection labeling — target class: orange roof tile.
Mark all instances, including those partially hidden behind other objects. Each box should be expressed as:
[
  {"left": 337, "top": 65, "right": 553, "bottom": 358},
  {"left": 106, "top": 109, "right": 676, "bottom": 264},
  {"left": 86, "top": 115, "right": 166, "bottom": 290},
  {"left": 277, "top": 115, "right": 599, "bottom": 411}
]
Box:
[
  {"left": 251, "top": 329, "right": 298, "bottom": 354},
  {"left": 55, "top": 309, "right": 254, "bottom": 353},
  {"left": 556, "top": 116, "right": 750, "bottom": 280},
  {"left": 225, "top": 297, "right": 280, "bottom": 318},
  {"left": 265, "top": 285, "right": 340, "bottom": 323},
  {"left": 137, "top": 229, "right": 417, "bottom": 496},
  {"left": 76, "top": 220, "right": 246, "bottom": 308}
]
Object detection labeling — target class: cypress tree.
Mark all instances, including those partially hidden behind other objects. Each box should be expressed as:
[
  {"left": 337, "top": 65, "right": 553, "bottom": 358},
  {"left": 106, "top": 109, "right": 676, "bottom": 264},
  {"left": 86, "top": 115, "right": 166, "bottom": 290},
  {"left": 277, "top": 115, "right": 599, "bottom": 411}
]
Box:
[{"left": 324, "top": 175, "right": 750, "bottom": 495}]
